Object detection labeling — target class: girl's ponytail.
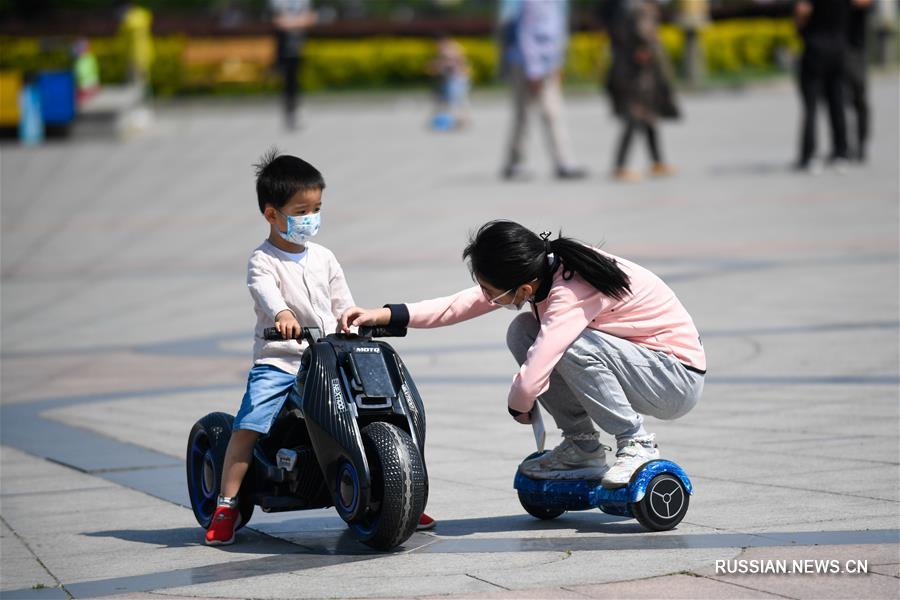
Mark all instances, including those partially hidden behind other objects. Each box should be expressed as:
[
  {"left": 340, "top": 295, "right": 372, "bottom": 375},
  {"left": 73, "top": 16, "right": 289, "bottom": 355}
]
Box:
[{"left": 548, "top": 235, "right": 631, "bottom": 301}]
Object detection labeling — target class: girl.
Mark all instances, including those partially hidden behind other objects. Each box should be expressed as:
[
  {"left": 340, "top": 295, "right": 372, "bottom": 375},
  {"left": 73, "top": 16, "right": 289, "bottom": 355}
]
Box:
[{"left": 340, "top": 221, "right": 705, "bottom": 488}]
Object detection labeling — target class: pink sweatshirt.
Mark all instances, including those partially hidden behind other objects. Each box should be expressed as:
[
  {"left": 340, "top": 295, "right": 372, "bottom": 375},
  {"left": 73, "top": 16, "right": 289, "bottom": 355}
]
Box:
[{"left": 403, "top": 250, "right": 705, "bottom": 413}]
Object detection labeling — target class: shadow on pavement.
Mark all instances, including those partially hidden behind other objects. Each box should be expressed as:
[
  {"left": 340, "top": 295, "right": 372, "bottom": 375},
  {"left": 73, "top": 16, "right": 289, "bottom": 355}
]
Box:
[
  {"left": 432, "top": 512, "right": 643, "bottom": 537},
  {"left": 85, "top": 526, "right": 298, "bottom": 553},
  {"left": 707, "top": 161, "right": 790, "bottom": 176}
]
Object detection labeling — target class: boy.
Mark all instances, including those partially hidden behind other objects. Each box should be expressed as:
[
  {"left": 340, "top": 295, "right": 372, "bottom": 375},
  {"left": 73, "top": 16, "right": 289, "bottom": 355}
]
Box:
[{"left": 206, "top": 149, "right": 434, "bottom": 545}]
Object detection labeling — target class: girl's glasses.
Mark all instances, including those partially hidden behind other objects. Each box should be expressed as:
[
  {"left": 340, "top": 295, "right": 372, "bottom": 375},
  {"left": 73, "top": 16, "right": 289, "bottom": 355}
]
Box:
[{"left": 487, "top": 287, "right": 515, "bottom": 305}]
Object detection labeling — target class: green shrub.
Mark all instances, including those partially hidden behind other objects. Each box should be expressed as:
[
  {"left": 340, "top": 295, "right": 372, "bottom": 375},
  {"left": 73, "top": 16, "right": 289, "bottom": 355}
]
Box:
[{"left": 0, "top": 19, "right": 800, "bottom": 96}]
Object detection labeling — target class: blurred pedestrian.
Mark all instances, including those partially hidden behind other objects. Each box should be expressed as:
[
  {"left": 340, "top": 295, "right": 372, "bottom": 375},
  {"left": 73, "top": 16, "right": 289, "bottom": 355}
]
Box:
[
  {"left": 794, "top": 0, "right": 850, "bottom": 171},
  {"left": 18, "top": 72, "right": 44, "bottom": 145},
  {"left": 428, "top": 34, "right": 472, "bottom": 130},
  {"left": 498, "top": 0, "right": 586, "bottom": 180},
  {"left": 117, "top": 2, "right": 154, "bottom": 94},
  {"left": 845, "top": 0, "right": 874, "bottom": 163},
  {"left": 270, "top": 0, "right": 316, "bottom": 130},
  {"left": 604, "top": 0, "right": 679, "bottom": 183},
  {"left": 72, "top": 38, "right": 100, "bottom": 104}
]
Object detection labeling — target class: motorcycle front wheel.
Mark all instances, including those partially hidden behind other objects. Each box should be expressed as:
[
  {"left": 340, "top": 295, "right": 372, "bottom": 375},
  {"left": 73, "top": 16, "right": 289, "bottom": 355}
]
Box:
[{"left": 348, "top": 422, "right": 426, "bottom": 550}]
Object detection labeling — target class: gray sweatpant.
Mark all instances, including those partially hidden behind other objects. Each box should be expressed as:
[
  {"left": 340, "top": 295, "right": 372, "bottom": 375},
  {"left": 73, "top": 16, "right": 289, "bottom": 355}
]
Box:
[{"left": 506, "top": 313, "right": 703, "bottom": 443}]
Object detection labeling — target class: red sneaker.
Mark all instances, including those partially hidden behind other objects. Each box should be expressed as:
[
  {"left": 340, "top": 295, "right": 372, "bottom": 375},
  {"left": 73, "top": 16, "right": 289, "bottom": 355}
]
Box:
[
  {"left": 417, "top": 512, "right": 436, "bottom": 531},
  {"left": 205, "top": 506, "right": 242, "bottom": 546}
]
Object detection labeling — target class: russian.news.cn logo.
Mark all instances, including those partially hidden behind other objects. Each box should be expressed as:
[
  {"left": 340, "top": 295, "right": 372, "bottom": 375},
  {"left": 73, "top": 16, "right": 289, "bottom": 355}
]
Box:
[{"left": 715, "top": 559, "right": 868, "bottom": 575}]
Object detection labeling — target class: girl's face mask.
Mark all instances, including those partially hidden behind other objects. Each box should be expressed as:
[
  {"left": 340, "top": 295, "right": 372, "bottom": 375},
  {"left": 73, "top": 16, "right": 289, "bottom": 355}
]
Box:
[
  {"left": 489, "top": 286, "right": 531, "bottom": 311},
  {"left": 278, "top": 211, "right": 320, "bottom": 245}
]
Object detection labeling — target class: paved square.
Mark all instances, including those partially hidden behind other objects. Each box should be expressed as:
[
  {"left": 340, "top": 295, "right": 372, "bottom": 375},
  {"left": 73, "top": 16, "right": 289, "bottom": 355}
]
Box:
[{"left": 2, "top": 77, "right": 898, "bottom": 599}]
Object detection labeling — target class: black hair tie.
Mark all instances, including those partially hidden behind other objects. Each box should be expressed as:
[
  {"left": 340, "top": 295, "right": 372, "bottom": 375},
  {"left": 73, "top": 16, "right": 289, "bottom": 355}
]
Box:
[
  {"left": 539, "top": 230, "right": 552, "bottom": 254},
  {"left": 534, "top": 230, "right": 564, "bottom": 303}
]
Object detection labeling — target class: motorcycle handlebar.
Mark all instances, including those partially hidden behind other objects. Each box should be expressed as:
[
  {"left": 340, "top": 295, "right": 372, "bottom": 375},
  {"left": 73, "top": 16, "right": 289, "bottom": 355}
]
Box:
[
  {"left": 358, "top": 324, "right": 407, "bottom": 338},
  {"left": 262, "top": 324, "right": 407, "bottom": 342},
  {"left": 263, "top": 326, "right": 323, "bottom": 343}
]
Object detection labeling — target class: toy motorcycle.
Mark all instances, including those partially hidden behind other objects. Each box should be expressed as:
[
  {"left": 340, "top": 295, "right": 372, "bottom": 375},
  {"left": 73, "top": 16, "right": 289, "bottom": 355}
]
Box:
[{"left": 186, "top": 325, "right": 428, "bottom": 550}]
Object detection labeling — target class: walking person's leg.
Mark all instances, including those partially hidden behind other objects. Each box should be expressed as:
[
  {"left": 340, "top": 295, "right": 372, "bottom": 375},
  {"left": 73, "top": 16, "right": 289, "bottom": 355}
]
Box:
[
  {"left": 846, "top": 52, "right": 870, "bottom": 161},
  {"left": 823, "top": 53, "right": 849, "bottom": 161},
  {"left": 502, "top": 65, "right": 532, "bottom": 179},
  {"left": 536, "top": 72, "right": 583, "bottom": 178},
  {"left": 853, "top": 72, "right": 869, "bottom": 162},
  {"left": 797, "top": 50, "right": 824, "bottom": 169},
  {"left": 645, "top": 121, "right": 674, "bottom": 176},
  {"left": 295, "top": 46, "right": 305, "bottom": 116},
  {"left": 282, "top": 56, "right": 299, "bottom": 130},
  {"left": 613, "top": 118, "right": 640, "bottom": 180}
]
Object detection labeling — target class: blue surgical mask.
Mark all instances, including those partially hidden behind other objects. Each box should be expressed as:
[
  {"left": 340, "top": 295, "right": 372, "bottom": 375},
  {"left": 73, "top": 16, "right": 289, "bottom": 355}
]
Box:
[{"left": 277, "top": 212, "right": 320, "bottom": 245}]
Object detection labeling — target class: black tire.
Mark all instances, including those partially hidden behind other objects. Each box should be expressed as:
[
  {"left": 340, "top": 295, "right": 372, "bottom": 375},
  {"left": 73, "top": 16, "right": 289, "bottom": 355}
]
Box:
[
  {"left": 186, "top": 412, "right": 254, "bottom": 530},
  {"left": 349, "top": 422, "right": 426, "bottom": 550},
  {"left": 518, "top": 491, "right": 565, "bottom": 520},
  {"left": 629, "top": 473, "right": 689, "bottom": 531}
]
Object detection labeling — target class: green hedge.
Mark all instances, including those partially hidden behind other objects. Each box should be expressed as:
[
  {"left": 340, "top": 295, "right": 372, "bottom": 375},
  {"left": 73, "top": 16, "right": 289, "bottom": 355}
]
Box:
[{"left": 0, "top": 18, "right": 800, "bottom": 96}]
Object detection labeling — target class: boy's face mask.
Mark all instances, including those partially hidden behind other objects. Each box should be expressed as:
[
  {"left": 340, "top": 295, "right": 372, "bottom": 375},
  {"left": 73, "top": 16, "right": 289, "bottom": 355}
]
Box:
[{"left": 277, "top": 211, "right": 320, "bottom": 245}]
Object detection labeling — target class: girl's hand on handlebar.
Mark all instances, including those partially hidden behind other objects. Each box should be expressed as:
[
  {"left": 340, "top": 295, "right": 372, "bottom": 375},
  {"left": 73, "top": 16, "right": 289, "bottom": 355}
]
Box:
[
  {"left": 339, "top": 306, "right": 390, "bottom": 333},
  {"left": 275, "top": 309, "right": 302, "bottom": 341}
]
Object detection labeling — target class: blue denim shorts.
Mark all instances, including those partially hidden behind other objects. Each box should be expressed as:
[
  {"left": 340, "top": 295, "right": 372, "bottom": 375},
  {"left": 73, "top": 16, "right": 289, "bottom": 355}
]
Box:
[{"left": 233, "top": 364, "right": 298, "bottom": 435}]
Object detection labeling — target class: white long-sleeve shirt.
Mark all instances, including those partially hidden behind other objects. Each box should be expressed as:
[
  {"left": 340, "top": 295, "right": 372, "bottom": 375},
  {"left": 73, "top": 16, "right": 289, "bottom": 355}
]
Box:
[{"left": 247, "top": 240, "right": 354, "bottom": 373}]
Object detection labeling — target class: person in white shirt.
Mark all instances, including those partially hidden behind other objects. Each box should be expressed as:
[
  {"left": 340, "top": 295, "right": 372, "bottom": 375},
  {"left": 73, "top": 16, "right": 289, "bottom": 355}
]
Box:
[
  {"left": 206, "top": 149, "right": 352, "bottom": 545},
  {"left": 206, "top": 149, "right": 436, "bottom": 545}
]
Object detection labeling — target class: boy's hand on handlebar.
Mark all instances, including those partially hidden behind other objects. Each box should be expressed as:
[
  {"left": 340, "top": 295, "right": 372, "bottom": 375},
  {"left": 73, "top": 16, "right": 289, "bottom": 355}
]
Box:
[
  {"left": 339, "top": 306, "right": 390, "bottom": 333},
  {"left": 275, "top": 309, "right": 302, "bottom": 341}
]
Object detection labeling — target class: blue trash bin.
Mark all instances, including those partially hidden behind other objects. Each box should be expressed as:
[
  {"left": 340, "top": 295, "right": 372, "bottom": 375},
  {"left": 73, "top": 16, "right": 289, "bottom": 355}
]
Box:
[{"left": 37, "top": 70, "right": 76, "bottom": 126}]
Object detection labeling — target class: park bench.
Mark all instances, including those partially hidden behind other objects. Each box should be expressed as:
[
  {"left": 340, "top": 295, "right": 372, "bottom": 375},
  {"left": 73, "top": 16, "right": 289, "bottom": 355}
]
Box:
[
  {"left": 181, "top": 36, "right": 275, "bottom": 86},
  {"left": 73, "top": 81, "right": 148, "bottom": 138}
]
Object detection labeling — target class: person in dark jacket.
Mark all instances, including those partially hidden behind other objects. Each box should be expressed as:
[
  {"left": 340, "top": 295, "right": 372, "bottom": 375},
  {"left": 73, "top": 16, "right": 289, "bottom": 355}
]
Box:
[
  {"left": 605, "top": 0, "right": 680, "bottom": 182},
  {"left": 270, "top": 0, "right": 315, "bottom": 131},
  {"left": 794, "top": 0, "right": 850, "bottom": 170}
]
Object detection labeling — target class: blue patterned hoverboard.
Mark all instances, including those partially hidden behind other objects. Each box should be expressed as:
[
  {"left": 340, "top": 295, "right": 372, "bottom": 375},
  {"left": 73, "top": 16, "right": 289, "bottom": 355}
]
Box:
[{"left": 514, "top": 453, "right": 693, "bottom": 531}]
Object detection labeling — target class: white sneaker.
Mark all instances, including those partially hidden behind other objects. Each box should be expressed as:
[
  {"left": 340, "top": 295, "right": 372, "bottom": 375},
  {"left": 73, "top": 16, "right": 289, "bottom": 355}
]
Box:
[
  {"left": 519, "top": 439, "right": 610, "bottom": 480},
  {"left": 601, "top": 434, "right": 660, "bottom": 489}
]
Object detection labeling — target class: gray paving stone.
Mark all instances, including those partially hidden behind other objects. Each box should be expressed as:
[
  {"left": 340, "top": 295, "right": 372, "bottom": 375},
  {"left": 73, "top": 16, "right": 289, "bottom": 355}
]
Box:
[
  {"left": 0, "top": 519, "right": 58, "bottom": 593},
  {"left": 569, "top": 574, "right": 782, "bottom": 599}
]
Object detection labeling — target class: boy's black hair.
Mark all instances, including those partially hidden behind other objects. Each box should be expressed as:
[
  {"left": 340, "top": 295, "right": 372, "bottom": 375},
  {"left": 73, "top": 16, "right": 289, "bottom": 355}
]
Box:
[
  {"left": 254, "top": 147, "right": 325, "bottom": 214},
  {"left": 463, "top": 220, "right": 632, "bottom": 302}
]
